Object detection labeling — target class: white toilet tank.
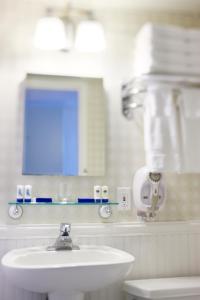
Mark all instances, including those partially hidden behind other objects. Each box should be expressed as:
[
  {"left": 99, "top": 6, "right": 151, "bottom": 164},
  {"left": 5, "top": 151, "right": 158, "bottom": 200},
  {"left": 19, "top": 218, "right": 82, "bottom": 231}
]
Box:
[{"left": 123, "top": 277, "right": 200, "bottom": 300}]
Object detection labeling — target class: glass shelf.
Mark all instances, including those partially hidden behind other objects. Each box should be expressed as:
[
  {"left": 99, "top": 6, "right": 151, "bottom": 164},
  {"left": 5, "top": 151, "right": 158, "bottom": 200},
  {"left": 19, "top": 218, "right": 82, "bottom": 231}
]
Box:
[{"left": 8, "top": 201, "right": 118, "bottom": 206}]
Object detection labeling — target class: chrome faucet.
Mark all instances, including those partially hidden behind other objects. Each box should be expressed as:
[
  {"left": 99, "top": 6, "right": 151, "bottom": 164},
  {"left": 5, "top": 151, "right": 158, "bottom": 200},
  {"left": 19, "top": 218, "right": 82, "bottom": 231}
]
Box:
[
  {"left": 60, "top": 223, "right": 71, "bottom": 237},
  {"left": 47, "top": 223, "right": 79, "bottom": 251}
]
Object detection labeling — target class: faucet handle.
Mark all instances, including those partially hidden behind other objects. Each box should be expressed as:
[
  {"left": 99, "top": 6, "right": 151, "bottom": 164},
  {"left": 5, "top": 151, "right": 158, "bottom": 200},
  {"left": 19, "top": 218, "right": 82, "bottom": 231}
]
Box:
[{"left": 60, "top": 223, "right": 71, "bottom": 236}]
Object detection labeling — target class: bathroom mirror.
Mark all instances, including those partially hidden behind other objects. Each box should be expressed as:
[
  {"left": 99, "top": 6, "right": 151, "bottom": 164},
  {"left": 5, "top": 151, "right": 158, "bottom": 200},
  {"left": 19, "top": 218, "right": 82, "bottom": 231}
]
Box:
[{"left": 22, "top": 73, "right": 105, "bottom": 176}]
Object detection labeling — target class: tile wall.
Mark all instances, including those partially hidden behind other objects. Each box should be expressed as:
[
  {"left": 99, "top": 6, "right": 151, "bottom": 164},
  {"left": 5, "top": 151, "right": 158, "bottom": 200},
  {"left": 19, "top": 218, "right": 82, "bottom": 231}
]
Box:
[{"left": 1, "top": 0, "right": 200, "bottom": 223}]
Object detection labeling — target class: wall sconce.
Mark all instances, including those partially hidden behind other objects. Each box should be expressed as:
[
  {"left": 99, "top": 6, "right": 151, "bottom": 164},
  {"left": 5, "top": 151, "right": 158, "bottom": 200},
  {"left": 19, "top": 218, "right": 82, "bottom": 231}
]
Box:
[{"left": 33, "top": 7, "right": 106, "bottom": 53}]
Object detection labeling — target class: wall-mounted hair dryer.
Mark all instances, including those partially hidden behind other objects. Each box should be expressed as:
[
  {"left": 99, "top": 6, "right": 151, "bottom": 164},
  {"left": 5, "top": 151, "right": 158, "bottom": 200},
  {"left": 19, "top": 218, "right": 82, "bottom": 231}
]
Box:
[{"left": 133, "top": 166, "right": 166, "bottom": 221}]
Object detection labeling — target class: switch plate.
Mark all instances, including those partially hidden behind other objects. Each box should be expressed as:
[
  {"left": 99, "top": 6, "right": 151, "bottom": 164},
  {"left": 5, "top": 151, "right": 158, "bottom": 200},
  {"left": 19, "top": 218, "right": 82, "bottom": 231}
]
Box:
[{"left": 117, "top": 187, "right": 131, "bottom": 211}]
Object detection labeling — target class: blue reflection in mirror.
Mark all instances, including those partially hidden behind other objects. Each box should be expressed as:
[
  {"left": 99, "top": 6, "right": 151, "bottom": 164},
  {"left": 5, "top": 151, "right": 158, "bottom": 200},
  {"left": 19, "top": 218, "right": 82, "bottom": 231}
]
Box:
[{"left": 23, "top": 88, "right": 79, "bottom": 175}]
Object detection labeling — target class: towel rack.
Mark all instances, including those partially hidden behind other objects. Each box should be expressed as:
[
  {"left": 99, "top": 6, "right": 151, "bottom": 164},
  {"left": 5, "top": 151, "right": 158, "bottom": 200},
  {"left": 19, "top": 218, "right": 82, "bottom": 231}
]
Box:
[
  {"left": 121, "top": 77, "right": 145, "bottom": 119},
  {"left": 122, "top": 74, "right": 200, "bottom": 120}
]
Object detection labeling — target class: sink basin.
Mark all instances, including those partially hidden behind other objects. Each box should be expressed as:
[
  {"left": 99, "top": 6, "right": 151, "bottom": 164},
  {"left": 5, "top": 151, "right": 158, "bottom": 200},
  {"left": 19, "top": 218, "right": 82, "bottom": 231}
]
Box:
[{"left": 2, "top": 245, "right": 134, "bottom": 300}]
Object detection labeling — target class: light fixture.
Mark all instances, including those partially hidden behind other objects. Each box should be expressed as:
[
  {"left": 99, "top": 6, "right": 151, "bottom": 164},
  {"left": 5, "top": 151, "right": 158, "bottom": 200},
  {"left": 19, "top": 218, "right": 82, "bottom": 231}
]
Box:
[
  {"left": 33, "top": 14, "right": 71, "bottom": 51},
  {"left": 33, "top": 7, "right": 106, "bottom": 53},
  {"left": 75, "top": 20, "right": 106, "bottom": 52}
]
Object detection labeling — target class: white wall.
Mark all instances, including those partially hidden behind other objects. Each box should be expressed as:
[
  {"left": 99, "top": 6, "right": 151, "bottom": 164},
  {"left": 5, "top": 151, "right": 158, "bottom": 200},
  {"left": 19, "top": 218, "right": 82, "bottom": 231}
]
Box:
[{"left": 1, "top": 0, "right": 200, "bottom": 224}]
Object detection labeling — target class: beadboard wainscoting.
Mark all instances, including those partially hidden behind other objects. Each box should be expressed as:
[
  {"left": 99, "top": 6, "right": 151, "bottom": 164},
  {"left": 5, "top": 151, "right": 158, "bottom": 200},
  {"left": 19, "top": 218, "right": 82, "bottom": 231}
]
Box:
[{"left": 1, "top": 222, "right": 200, "bottom": 300}]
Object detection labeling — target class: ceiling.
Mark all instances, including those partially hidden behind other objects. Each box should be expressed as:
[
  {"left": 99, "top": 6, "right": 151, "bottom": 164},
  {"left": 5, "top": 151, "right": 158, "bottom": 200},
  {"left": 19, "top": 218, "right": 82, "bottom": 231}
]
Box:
[{"left": 41, "top": 0, "right": 200, "bottom": 12}]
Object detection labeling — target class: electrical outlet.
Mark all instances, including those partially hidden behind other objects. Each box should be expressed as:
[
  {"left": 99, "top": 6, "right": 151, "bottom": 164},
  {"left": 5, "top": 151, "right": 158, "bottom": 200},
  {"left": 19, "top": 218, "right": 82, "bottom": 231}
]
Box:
[{"left": 117, "top": 187, "right": 131, "bottom": 211}]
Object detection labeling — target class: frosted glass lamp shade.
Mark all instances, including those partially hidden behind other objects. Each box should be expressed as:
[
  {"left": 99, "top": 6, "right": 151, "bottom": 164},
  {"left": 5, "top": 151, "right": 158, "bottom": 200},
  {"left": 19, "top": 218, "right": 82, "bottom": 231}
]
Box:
[
  {"left": 33, "top": 17, "right": 69, "bottom": 50},
  {"left": 75, "top": 20, "right": 106, "bottom": 52}
]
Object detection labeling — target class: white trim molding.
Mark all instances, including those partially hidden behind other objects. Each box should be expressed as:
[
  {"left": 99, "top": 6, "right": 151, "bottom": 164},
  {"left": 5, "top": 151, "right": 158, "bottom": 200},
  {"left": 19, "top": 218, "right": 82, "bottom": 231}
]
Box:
[{"left": 1, "top": 221, "right": 200, "bottom": 239}]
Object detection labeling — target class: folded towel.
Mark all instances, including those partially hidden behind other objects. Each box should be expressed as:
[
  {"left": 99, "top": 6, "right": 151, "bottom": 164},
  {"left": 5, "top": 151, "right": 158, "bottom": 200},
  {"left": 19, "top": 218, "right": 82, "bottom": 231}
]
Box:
[
  {"left": 134, "top": 59, "right": 200, "bottom": 76},
  {"left": 136, "top": 22, "right": 200, "bottom": 44},
  {"left": 134, "top": 54, "right": 200, "bottom": 76},
  {"left": 135, "top": 23, "right": 185, "bottom": 42},
  {"left": 135, "top": 34, "right": 186, "bottom": 53},
  {"left": 134, "top": 48, "right": 200, "bottom": 66},
  {"left": 178, "top": 88, "right": 200, "bottom": 172},
  {"left": 135, "top": 23, "right": 200, "bottom": 55},
  {"left": 144, "top": 84, "right": 181, "bottom": 172},
  {"left": 135, "top": 36, "right": 200, "bottom": 55},
  {"left": 134, "top": 23, "right": 200, "bottom": 76}
]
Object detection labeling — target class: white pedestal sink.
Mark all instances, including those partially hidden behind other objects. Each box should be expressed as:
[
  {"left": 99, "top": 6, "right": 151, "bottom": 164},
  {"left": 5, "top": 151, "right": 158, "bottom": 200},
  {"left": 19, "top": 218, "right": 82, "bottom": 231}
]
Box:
[{"left": 1, "top": 245, "right": 134, "bottom": 300}]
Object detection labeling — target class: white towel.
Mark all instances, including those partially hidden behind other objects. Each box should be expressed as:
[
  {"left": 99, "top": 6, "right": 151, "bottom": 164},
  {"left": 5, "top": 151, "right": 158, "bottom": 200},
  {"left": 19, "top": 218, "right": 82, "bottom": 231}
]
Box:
[
  {"left": 135, "top": 22, "right": 200, "bottom": 45},
  {"left": 135, "top": 23, "right": 200, "bottom": 56},
  {"left": 134, "top": 54, "right": 200, "bottom": 76},
  {"left": 179, "top": 88, "right": 200, "bottom": 172},
  {"left": 135, "top": 23, "right": 185, "bottom": 42},
  {"left": 134, "top": 23, "right": 200, "bottom": 76},
  {"left": 134, "top": 48, "right": 200, "bottom": 66},
  {"left": 144, "top": 84, "right": 181, "bottom": 172},
  {"left": 135, "top": 37, "right": 200, "bottom": 55},
  {"left": 135, "top": 34, "right": 187, "bottom": 54},
  {"left": 134, "top": 58, "right": 200, "bottom": 76}
]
